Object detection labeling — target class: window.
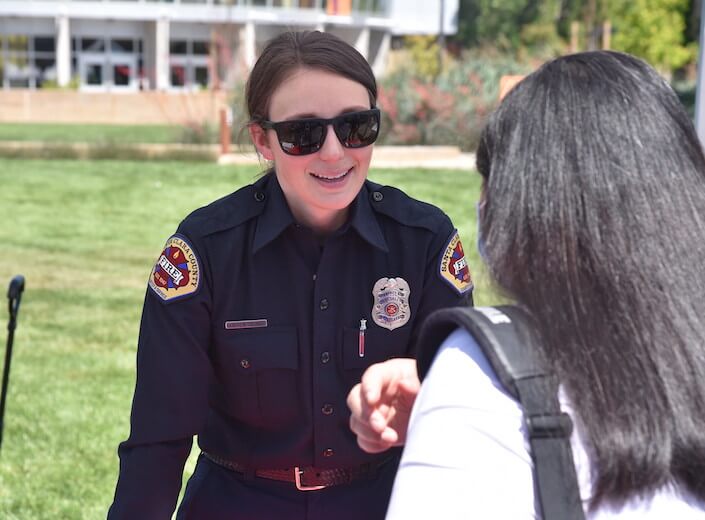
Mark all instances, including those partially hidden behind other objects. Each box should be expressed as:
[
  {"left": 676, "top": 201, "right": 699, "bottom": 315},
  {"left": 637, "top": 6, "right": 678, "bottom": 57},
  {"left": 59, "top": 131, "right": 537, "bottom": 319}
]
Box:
[
  {"left": 111, "top": 39, "right": 134, "bottom": 53},
  {"left": 113, "top": 64, "right": 130, "bottom": 86},
  {"left": 170, "top": 65, "right": 186, "bottom": 87},
  {"left": 81, "top": 38, "right": 105, "bottom": 52},
  {"left": 169, "top": 39, "right": 212, "bottom": 89},
  {"left": 194, "top": 66, "right": 209, "bottom": 87},
  {"left": 170, "top": 40, "right": 188, "bottom": 55},
  {"left": 8, "top": 35, "right": 29, "bottom": 53},
  {"left": 73, "top": 36, "right": 142, "bottom": 90},
  {"left": 86, "top": 64, "right": 103, "bottom": 85},
  {"left": 192, "top": 41, "right": 209, "bottom": 56},
  {"left": 34, "top": 37, "right": 55, "bottom": 53},
  {"left": 35, "top": 58, "right": 56, "bottom": 86},
  {"left": 1, "top": 34, "right": 56, "bottom": 89}
]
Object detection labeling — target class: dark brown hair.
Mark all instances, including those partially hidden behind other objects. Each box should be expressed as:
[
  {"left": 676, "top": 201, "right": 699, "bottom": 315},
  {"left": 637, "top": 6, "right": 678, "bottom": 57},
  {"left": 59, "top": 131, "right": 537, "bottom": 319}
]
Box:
[
  {"left": 245, "top": 30, "right": 377, "bottom": 123},
  {"left": 477, "top": 51, "right": 705, "bottom": 509}
]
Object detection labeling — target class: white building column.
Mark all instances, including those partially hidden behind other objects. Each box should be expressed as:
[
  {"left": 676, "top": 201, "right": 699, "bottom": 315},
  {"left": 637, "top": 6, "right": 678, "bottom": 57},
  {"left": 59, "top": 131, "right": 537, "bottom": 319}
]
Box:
[
  {"left": 155, "top": 16, "right": 170, "bottom": 90},
  {"left": 240, "top": 22, "right": 256, "bottom": 71},
  {"left": 55, "top": 15, "right": 71, "bottom": 87},
  {"left": 371, "top": 31, "right": 391, "bottom": 77},
  {"left": 354, "top": 27, "right": 370, "bottom": 60}
]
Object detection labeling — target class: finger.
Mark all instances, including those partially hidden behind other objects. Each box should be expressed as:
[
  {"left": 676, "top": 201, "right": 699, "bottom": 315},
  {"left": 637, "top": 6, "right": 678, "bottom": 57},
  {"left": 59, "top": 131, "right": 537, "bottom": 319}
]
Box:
[
  {"left": 356, "top": 424, "right": 401, "bottom": 453},
  {"left": 368, "top": 409, "right": 389, "bottom": 434},
  {"left": 394, "top": 376, "right": 421, "bottom": 410},
  {"left": 350, "top": 406, "right": 389, "bottom": 437},
  {"left": 346, "top": 383, "right": 363, "bottom": 415},
  {"left": 359, "top": 365, "right": 385, "bottom": 405},
  {"left": 398, "top": 373, "right": 421, "bottom": 394},
  {"left": 379, "top": 426, "right": 400, "bottom": 445},
  {"left": 349, "top": 381, "right": 388, "bottom": 420},
  {"left": 350, "top": 416, "right": 387, "bottom": 445},
  {"left": 357, "top": 435, "right": 395, "bottom": 454},
  {"left": 359, "top": 361, "right": 402, "bottom": 405}
]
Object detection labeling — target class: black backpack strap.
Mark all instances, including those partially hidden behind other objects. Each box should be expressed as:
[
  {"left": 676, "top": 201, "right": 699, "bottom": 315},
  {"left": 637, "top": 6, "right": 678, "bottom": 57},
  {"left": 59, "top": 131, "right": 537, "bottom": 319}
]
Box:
[{"left": 416, "top": 305, "right": 585, "bottom": 520}]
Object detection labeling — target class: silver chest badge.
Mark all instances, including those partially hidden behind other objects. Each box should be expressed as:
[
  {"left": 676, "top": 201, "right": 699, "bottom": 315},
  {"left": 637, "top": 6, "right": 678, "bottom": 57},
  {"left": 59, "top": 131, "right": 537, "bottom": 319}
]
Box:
[{"left": 371, "top": 277, "right": 411, "bottom": 330}]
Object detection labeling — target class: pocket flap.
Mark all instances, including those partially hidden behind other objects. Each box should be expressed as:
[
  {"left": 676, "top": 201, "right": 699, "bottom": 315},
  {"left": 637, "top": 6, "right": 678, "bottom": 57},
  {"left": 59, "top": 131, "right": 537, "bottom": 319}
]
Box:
[{"left": 219, "top": 327, "right": 298, "bottom": 371}]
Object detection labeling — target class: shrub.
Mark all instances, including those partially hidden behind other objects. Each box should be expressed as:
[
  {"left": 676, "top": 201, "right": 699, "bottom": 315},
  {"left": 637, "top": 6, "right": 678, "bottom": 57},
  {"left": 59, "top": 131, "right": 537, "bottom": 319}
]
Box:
[
  {"left": 177, "top": 121, "right": 218, "bottom": 145},
  {"left": 226, "top": 49, "right": 532, "bottom": 152},
  {"left": 0, "top": 142, "right": 217, "bottom": 162},
  {"left": 378, "top": 49, "right": 532, "bottom": 151}
]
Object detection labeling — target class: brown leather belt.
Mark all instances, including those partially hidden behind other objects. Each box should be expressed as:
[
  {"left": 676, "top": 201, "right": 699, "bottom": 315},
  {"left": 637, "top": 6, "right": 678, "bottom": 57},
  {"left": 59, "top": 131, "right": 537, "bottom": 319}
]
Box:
[{"left": 202, "top": 451, "right": 385, "bottom": 491}]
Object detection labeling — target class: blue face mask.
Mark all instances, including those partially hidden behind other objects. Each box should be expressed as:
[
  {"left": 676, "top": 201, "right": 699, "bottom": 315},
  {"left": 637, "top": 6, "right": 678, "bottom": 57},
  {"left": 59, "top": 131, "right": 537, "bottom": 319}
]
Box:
[{"left": 476, "top": 201, "right": 488, "bottom": 263}]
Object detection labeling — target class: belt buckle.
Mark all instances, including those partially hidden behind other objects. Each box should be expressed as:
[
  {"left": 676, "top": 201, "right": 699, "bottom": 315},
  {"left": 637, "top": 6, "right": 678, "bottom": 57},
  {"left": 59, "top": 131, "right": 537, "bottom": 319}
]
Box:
[{"left": 294, "top": 466, "right": 327, "bottom": 491}]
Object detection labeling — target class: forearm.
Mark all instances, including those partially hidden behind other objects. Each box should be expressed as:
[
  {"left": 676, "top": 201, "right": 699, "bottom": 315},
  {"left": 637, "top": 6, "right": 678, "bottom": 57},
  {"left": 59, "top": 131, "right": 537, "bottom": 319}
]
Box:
[{"left": 108, "top": 437, "right": 192, "bottom": 519}]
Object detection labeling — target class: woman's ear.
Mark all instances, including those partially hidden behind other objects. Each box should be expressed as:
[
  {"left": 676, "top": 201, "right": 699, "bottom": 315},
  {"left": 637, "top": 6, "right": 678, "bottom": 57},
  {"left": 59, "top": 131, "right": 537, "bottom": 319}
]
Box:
[{"left": 249, "top": 124, "right": 275, "bottom": 161}]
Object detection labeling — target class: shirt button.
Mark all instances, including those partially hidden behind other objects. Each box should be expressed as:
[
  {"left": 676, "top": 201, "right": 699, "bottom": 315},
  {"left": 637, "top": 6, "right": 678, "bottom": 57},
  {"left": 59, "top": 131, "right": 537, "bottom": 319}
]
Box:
[
  {"left": 240, "top": 359, "right": 251, "bottom": 369},
  {"left": 312, "top": 274, "right": 317, "bottom": 281},
  {"left": 320, "top": 351, "right": 330, "bottom": 364},
  {"left": 372, "top": 191, "right": 383, "bottom": 202},
  {"left": 321, "top": 404, "right": 334, "bottom": 415},
  {"left": 323, "top": 448, "right": 334, "bottom": 457},
  {"left": 254, "top": 191, "right": 265, "bottom": 202},
  {"left": 319, "top": 298, "right": 329, "bottom": 310}
]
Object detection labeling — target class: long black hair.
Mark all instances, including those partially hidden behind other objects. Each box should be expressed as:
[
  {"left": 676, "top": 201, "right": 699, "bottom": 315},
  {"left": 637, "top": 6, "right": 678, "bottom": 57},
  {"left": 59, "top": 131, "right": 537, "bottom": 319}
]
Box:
[{"left": 476, "top": 51, "right": 705, "bottom": 509}]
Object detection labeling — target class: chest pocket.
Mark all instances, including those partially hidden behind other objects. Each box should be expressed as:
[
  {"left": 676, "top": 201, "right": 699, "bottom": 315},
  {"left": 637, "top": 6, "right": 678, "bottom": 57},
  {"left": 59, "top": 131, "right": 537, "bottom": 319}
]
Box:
[
  {"left": 213, "top": 327, "right": 299, "bottom": 427},
  {"left": 341, "top": 325, "right": 412, "bottom": 386}
]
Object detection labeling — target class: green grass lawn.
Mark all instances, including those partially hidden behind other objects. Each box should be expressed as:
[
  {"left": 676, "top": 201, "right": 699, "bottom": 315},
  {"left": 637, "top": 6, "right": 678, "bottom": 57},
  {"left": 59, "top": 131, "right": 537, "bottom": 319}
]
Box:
[
  {"left": 0, "top": 123, "right": 183, "bottom": 144},
  {"left": 0, "top": 158, "right": 499, "bottom": 519}
]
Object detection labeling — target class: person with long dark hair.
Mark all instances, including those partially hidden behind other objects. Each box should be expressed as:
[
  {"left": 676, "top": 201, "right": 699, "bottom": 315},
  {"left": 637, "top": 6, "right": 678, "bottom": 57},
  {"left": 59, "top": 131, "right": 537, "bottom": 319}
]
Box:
[
  {"left": 107, "top": 30, "right": 473, "bottom": 519},
  {"left": 385, "top": 51, "right": 705, "bottom": 517}
]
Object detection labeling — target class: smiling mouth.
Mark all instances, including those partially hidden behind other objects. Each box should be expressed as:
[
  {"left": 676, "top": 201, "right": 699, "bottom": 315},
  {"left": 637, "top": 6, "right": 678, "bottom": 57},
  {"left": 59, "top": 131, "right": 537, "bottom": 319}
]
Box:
[{"left": 309, "top": 167, "right": 352, "bottom": 183}]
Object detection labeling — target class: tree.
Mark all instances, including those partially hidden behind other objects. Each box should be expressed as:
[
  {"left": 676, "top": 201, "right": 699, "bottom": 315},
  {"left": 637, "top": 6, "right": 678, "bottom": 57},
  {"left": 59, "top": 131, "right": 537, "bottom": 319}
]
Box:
[
  {"left": 456, "top": 0, "right": 564, "bottom": 54},
  {"left": 608, "top": 0, "right": 695, "bottom": 72},
  {"left": 456, "top": 0, "right": 542, "bottom": 51},
  {"left": 454, "top": 0, "right": 696, "bottom": 73}
]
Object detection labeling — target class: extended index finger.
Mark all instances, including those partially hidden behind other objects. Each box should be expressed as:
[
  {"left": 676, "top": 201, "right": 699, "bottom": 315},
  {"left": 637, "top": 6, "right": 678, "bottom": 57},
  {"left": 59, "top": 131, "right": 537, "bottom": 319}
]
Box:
[{"left": 359, "top": 360, "right": 400, "bottom": 406}]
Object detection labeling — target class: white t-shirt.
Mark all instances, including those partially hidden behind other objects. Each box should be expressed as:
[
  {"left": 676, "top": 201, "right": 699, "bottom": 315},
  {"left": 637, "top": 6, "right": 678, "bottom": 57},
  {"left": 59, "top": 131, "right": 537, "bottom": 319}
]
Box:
[{"left": 386, "top": 328, "right": 705, "bottom": 519}]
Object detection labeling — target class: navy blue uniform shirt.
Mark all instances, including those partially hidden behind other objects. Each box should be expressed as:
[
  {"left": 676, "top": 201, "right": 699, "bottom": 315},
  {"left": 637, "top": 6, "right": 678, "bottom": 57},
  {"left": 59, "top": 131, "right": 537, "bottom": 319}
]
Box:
[{"left": 109, "top": 173, "right": 473, "bottom": 518}]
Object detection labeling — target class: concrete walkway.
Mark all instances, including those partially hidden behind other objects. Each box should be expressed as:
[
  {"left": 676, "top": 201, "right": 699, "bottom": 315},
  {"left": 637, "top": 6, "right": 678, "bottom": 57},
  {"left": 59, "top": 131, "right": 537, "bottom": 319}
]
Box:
[{"left": 218, "top": 145, "right": 476, "bottom": 170}]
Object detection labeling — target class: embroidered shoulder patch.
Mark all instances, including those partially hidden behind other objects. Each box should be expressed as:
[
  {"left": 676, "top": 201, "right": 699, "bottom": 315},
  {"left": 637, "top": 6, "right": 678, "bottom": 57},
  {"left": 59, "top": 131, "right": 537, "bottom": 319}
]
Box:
[
  {"left": 148, "top": 235, "right": 201, "bottom": 302},
  {"left": 439, "top": 230, "right": 473, "bottom": 295}
]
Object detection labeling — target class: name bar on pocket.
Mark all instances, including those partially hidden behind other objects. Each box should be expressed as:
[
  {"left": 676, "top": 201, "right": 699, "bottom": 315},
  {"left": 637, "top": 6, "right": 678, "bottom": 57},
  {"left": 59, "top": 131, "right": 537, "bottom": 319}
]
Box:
[{"left": 224, "top": 319, "right": 268, "bottom": 330}]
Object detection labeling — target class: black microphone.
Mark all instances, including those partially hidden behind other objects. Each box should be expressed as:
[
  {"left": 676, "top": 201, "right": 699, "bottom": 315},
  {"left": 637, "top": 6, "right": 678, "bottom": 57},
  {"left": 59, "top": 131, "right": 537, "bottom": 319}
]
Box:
[
  {"left": 7, "top": 275, "right": 25, "bottom": 301},
  {"left": 3, "top": 275, "right": 26, "bottom": 454}
]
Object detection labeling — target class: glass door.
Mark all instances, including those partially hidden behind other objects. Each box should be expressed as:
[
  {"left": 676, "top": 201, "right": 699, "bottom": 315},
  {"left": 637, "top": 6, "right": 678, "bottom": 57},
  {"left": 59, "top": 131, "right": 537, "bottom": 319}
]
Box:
[
  {"left": 79, "top": 53, "right": 106, "bottom": 91},
  {"left": 110, "top": 55, "right": 138, "bottom": 91},
  {"left": 79, "top": 52, "right": 137, "bottom": 92}
]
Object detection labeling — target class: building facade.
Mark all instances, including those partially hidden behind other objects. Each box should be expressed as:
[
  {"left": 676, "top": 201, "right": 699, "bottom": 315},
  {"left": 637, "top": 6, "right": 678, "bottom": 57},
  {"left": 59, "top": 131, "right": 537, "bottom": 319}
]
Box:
[{"left": 0, "top": 0, "right": 458, "bottom": 92}]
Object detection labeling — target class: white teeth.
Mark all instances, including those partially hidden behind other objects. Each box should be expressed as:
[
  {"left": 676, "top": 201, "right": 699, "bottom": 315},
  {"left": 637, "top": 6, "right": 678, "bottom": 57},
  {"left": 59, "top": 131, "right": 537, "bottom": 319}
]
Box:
[{"left": 310, "top": 167, "right": 351, "bottom": 180}]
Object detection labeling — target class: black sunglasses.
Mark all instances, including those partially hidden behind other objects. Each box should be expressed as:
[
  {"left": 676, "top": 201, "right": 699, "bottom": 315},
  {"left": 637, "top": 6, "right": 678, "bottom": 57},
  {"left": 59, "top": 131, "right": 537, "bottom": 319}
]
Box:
[{"left": 260, "top": 108, "right": 381, "bottom": 156}]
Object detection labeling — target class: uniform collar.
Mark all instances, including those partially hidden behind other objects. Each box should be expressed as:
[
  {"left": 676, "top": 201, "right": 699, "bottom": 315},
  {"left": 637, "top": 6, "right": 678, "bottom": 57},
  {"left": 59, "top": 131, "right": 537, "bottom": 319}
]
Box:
[
  {"left": 252, "top": 176, "right": 389, "bottom": 254},
  {"left": 252, "top": 174, "right": 295, "bottom": 254},
  {"left": 349, "top": 182, "right": 389, "bottom": 252}
]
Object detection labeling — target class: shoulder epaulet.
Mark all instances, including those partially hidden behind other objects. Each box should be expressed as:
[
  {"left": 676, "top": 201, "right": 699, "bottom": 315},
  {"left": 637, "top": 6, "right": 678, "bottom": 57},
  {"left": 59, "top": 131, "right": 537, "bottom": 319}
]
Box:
[
  {"left": 415, "top": 305, "right": 585, "bottom": 520},
  {"left": 180, "top": 177, "right": 269, "bottom": 237},
  {"left": 366, "top": 181, "right": 449, "bottom": 232}
]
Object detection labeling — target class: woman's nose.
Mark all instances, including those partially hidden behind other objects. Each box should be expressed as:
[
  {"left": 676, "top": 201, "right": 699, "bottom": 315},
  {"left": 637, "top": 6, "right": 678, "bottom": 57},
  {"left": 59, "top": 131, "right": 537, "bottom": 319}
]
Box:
[{"left": 318, "top": 124, "right": 345, "bottom": 161}]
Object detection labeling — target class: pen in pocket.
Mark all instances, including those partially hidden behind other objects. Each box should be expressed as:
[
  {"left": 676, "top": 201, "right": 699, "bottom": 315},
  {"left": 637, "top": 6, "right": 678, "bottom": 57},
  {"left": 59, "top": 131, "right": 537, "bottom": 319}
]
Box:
[{"left": 358, "top": 319, "right": 367, "bottom": 358}]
